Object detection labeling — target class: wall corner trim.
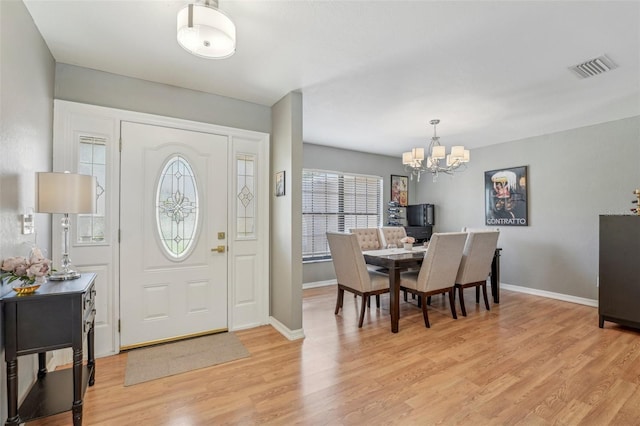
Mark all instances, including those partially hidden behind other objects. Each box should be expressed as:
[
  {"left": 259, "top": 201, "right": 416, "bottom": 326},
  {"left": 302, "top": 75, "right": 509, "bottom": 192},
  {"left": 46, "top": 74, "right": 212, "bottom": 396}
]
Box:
[{"left": 269, "top": 316, "right": 305, "bottom": 340}]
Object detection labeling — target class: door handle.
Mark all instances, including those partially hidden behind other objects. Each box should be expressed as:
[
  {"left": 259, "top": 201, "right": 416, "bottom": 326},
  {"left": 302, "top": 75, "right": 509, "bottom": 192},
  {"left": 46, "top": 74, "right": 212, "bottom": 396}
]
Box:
[{"left": 212, "top": 245, "right": 226, "bottom": 253}]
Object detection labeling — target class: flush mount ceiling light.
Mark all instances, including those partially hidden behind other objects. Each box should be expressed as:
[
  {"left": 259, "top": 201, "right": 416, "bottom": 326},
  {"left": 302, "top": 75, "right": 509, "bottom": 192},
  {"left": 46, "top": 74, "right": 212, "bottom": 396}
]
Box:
[
  {"left": 402, "top": 119, "right": 470, "bottom": 182},
  {"left": 177, "top": 0, "right": 236, "bottom": 59}
]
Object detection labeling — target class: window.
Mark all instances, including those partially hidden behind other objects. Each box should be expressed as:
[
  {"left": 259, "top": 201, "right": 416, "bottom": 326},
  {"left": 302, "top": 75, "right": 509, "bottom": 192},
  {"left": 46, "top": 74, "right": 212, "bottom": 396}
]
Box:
[
  {"left": 155, "top": 155, "right": 200, "bottom": 259},
  {"left": 77, "top": 136, "right": 107, "bottom": 243},
  {"left": 302, "top": 169, "right": 382, "bottom": 261},
  {"left": 236, "top": 154, "right": 256, "bottom": 239}
]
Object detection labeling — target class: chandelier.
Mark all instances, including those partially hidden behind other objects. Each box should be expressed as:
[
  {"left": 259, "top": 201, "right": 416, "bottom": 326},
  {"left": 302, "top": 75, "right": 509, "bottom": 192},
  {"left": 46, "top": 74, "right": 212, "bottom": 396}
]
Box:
[
  {"left": 177, "top": 0, "right": 236, "bottom": 59},
  {"left": 402, "top": 119, "right": 470, "bottom": 182}
]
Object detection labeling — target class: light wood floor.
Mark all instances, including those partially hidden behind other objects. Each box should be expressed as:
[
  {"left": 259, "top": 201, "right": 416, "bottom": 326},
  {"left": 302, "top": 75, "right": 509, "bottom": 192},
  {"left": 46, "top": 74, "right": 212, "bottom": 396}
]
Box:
[{"left": 31, "top": 286, "right": 640, "bottom": 425}]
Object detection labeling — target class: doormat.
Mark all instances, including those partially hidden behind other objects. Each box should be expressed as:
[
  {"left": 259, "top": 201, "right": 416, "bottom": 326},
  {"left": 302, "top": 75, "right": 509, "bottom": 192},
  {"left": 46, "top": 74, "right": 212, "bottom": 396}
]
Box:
[{"left": 124, "top": 332, "right": 250, "bottom": 386}]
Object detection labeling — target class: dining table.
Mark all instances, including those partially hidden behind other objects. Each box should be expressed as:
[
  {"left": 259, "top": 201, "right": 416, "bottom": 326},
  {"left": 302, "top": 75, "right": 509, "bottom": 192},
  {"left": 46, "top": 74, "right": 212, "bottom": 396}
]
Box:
[{"left": 363, "top": 246, "right": 502, "bottom": 333}]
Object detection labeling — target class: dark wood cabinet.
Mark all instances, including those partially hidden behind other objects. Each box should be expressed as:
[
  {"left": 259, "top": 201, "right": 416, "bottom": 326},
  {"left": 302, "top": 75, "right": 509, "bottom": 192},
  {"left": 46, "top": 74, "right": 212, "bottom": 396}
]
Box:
[
  {"left": 599, "top": 216, "right": 640, "bottom": 330},
  {"left": 404, "top": 225, "right": 432, "bottom": 243},
  {"left": 1, "top": 273, "right": 96, "bottom": 425}
]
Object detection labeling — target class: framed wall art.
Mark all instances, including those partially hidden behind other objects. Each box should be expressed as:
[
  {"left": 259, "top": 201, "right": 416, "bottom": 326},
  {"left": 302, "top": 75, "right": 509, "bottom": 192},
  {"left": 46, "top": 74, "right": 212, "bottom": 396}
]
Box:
[
  {"left": 390, "top": 175, "right": 408, "bottom": 206},
  {"left": 484, "top": 166, "right": 528, "bottom": 226},
  {"left": 275, "top": 171, "right": 285, "bottom": 197}
]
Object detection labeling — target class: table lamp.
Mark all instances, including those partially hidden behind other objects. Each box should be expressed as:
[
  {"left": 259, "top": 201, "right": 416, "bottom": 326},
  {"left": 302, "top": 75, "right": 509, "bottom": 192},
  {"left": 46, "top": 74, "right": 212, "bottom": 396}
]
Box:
[{"left": 36, "top": 171, "right": 96, "bottom": 280}]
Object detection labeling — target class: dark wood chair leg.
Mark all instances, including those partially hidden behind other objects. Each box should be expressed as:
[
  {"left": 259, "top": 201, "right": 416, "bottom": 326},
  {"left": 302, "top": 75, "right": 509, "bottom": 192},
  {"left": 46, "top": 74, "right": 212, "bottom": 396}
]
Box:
[
  {"left": 421, "top": 294, "right": 430, "bottom": 328},
  {"left": 417, "top": 294, "right": 422, "bottom": 308},
  {"left": 482, "top": 283, "right": 490, "bottom": 310},
  {"left": 335, "top": 288, "right": 344, "bottom": 315},
  {"left": 358, "top": 295, "right": 367, "bottom": 328},
  {"left": 403, "top": 289, "right": 408, "bottom": 302},
  {"left": 458, "top": 285, "right": 467, "bottom": 316},
  {"left": 376, "top": 294, "right": 381, "bottom": 308},
  {"left": 476, "top": 286, "right": 480, "bottom": 304},
  {"left": 448, "top": 290, "right": 457, "bottom": 319},
  {"left": 367, "top": 295, "right": 371, "bottom": 308},
  {"left": 427, "top": 296, "right": 432, "bottom": 305}
]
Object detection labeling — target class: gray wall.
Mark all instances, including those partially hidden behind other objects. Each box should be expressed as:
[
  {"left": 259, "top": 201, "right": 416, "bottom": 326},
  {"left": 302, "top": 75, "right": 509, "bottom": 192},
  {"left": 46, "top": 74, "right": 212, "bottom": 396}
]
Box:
[
  {"left": 270, "top": 92, "right": 303, "bottom": 332},
  {"left": 0, "top": 0, "right": 55, "bottom": 420},
  {"left": 55, "top": 63, "right": 271, "bottom": 134},
  {"left": 416, "top": 116, "right": 640, "bottom": 300},
  {"left": 302, "top": 143, "right": 412, "bottom": 284}
]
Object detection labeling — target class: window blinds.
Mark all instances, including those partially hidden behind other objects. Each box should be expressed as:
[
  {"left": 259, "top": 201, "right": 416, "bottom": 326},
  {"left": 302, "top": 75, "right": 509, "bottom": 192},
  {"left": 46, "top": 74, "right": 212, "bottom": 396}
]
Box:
[{"left": 302, "top": 169, "right": 382, "bottom": 261}]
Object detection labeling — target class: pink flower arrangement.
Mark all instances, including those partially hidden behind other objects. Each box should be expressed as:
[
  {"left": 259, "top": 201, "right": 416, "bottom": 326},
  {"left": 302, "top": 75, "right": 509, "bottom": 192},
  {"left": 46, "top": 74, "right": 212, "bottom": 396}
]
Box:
[
  {"left": 400, "top": 236, "right": 415, "bottom": 244},
  {"left": 1, "top": 247, "right": 51, "bottom": 286}
]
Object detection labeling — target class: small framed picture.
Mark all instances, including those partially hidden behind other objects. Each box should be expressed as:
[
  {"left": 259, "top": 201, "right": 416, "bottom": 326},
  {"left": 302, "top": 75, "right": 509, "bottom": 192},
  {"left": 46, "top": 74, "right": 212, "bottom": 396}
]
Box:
[
  {"left": 391, "top": 175, "right": 408, "bottom": 206},
  {"left": 275, "top": 171, "right": 285, "bottom": 197}
]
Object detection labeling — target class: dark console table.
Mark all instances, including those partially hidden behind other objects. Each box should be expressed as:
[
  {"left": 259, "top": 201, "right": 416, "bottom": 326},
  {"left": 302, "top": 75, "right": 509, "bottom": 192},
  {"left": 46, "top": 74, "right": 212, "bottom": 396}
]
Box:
[{"left": 1, "top": 273, "right": 96, "bottom": 425}]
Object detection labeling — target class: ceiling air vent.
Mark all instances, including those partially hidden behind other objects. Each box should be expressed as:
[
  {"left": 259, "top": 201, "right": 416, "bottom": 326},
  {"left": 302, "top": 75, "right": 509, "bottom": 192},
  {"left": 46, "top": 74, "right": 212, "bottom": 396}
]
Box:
[{"left": 569, "top": 55, "right": 618, "bottom": 79}]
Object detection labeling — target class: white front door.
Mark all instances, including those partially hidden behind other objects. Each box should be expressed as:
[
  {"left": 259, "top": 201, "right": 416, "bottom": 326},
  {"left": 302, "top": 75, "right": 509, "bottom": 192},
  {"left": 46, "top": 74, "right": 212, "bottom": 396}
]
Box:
[{"left": 119, "top": 122, "right": 228, "bottom": 348}]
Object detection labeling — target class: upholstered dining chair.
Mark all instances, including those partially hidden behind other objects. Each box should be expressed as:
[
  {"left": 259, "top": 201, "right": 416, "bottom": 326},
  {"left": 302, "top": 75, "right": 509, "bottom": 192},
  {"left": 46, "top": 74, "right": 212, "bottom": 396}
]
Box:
[
  {"left": 460, "top": 227, "right": 499, "bottom": 301},
  {"left": 349, "top": 228, "right": 382, "bottom": 251},
  {"left": 454, "top": 231, "right": 500, "bottom": 316},
  {"left": 327, "top": 232, "right": 389, "bottom": 328},
  {"left": 378, "top": 226, "right": 407, "bottom": 249},
  {"left": 399, "top": 232, "right": 467, "bottom": 328}
]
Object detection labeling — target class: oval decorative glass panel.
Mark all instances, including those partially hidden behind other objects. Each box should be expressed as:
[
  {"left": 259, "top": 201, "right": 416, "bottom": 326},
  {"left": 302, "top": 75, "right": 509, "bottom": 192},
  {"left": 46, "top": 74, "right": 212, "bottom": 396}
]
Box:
[{"left": 155, "top": 155, "right": 199, "bottom": 259}]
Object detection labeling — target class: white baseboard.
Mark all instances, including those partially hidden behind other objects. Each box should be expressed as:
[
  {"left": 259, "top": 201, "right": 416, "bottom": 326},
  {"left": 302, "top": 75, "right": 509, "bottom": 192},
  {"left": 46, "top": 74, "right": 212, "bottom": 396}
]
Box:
[
  {"left": 501, "top": 283, "right": 598, "bottom": 307},
  {"left": 269, "top": 316, "right": 305, "bottom": 340},
  {"left": 52, "top": 348, "right": 72, "bottom": 367},
  {"left": 47, "top": 353, "right": 58, "bottom": 372},
  {"left": 303, "top": 279, "right": 336, "bottom": 290}
]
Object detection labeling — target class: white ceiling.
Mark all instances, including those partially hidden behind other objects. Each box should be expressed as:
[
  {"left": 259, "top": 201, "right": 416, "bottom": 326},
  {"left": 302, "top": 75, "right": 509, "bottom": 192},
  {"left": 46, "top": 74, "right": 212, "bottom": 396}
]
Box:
[{"left": 24, "top": 0, "right": 640, "bottom": 157}]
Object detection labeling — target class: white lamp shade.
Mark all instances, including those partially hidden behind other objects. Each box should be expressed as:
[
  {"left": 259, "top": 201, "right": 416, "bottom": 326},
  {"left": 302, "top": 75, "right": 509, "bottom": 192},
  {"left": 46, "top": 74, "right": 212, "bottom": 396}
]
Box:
[
  {"left": 412, "top": 147, "right": 425, "bottom": 161},
  {"left": 402, "top": 152, "right": 413, "bottom": 165},
  {"left": 462, "top": 149, "right": 470, "bottom": 163},
  {"left": 446, "top": 154, "right": 454, "bottom": 167},
  {"left": 451, "top": 145, "right": 465, "bottom": 159},
  {"left": 431, "top": 145, "right": 445, "bottom": 159},
  {"left": 177, "top": 4, "right": 236, "bottom": 59},
  {"left": 36, "top": 172, "right": 96, "bottom": 214}
]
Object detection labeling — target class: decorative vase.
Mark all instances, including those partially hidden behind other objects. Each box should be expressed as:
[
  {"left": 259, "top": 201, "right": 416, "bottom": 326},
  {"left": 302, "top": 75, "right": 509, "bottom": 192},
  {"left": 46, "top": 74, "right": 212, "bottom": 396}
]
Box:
[{"left": 404, "top": 243, "right": 413, "bottom": 251}]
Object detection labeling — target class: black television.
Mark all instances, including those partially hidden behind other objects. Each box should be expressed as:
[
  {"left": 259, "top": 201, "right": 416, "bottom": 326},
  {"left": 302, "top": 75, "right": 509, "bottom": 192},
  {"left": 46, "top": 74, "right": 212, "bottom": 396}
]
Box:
[{"left": 407, "top": 204, "right": 435, "bottom": 227}]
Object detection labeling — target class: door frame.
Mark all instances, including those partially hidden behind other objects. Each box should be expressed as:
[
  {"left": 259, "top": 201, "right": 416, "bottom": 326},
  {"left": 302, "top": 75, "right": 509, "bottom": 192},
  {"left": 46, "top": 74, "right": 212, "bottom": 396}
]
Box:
[{"left": 53, "top": 100, "right": 270, "bottom": 359}]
